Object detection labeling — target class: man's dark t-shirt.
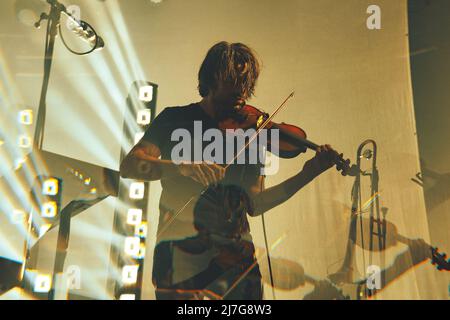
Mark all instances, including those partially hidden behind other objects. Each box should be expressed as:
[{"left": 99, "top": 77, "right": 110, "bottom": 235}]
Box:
[
  {"left": 142, "top": 102, "right": 264, "bottom": 299},
  {"left": 143, "top": 103, "right": 264, "bottom": 241}
]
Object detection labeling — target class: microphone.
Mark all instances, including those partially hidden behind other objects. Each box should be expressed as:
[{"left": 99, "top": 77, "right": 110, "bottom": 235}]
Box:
[{"left": 66, "top": 15, "right": 104, "bottom": 51}]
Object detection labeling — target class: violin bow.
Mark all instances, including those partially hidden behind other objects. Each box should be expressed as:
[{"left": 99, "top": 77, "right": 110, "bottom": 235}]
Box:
[{"left": 157, "top": 92, "right": 297, "bottom": 238}]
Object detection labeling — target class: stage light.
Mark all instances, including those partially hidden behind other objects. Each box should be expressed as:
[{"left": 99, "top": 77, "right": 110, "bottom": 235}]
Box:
[
  {"left": 136, "top": 109, "right": 151, "bottom": 125},
  {"left": 121, "top": 265, "right": 139, "bottom": 285},
  {"left": 18, "top": 109, "right": 33, "bottom": 125},
  {"left": 138, "top": 86, "right": 153, "bottom": 102},
  {"left": 33, "top": 274, "right": 52, "bottom": 293},
  {"left": 126, "top": 208, "right": 142, "bottom": 226},
  {"left": 18, "top": 135, "right": 32, "bottom": 148},
  {"left": 41, "top": 201, "right": 58, "bottom": 218},
  {"left": 124, "top": 237, "right": 140, "bottom": 256},
  {"left": 42, "top": 178, "right": 59, "bottom": 196},
  {"left": 109, "top": 81, "right": 157, "bottom": 300},
  {"left": 129, "top": 182, "right": 145, "bottom": 199}
]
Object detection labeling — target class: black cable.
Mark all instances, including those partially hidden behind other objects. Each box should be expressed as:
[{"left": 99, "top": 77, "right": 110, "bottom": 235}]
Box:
[
  {"left": 36, "top": 13, "right": 52, "bottom": 149},
  {"left": 260, "top": 175, "right": 276, "bottom": 300}
]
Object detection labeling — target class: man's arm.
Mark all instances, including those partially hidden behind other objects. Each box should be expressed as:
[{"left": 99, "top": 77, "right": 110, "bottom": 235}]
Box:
[
  {"left": 120, "top": 140, "right": 176, "bottom": 181},
  {"left": 248, "top": 170, "right": 314, "bottom": 216},
  {"left": 248, "top": 145, "right": 344, "bottom": 216},
  {"left": 119, "top": 140, "right": 225, "bottom": 185}
]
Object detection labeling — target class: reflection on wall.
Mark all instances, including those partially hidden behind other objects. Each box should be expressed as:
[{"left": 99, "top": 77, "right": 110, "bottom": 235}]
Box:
[{"left": 409, "top": 0, "right": 450, "bottom": 255}]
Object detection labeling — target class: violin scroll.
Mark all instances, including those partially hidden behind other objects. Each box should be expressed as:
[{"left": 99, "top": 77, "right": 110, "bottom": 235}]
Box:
[
  {"left": 333, "top": 153, "right": 359, "bottom": 177},
  {"left": 431, "top": 247, "right": 450, "bottom": 271}
]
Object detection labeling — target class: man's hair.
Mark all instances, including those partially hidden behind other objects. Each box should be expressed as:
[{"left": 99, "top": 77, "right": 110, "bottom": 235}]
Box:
[{"left": 198, "top": 41, "right": 261, "bottom": 98}]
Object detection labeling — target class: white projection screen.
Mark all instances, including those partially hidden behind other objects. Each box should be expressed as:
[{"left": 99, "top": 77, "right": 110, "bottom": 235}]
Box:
[{"left": 0, "top": 0, "right": 448, "bottom": 300}]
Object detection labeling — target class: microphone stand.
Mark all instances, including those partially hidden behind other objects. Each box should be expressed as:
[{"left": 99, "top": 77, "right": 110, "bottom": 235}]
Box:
[
  {"left": 328, "top": 140, "right": 385, "bottom": 294},
  {"left": 21, "top": 0, "right": 65, "bottom": 296},
  {"left": 22, "top": 0, "right": 101, "bottom": 299},
  {"left": 33, "top": 0, "right": 66, "bottom": 150}
]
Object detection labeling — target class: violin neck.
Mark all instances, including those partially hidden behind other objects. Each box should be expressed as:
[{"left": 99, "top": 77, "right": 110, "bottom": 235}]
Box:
[{"left": 279, "top": 128, "right": 319, "bottom": 151}]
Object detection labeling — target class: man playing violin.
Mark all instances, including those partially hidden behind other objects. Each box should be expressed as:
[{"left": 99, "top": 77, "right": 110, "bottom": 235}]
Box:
[{"left": 120, "top": 41, "right": 346, "bottom": 300}]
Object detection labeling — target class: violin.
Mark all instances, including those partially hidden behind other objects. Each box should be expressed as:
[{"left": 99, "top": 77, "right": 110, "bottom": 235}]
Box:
[{"left": 219, "top": 102, "right": 355, "bottom": 176}]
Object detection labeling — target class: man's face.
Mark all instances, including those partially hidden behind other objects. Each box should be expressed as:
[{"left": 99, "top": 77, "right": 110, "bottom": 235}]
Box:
[{"left": 210, "top": 81, "right": 247, "bottom": 116}]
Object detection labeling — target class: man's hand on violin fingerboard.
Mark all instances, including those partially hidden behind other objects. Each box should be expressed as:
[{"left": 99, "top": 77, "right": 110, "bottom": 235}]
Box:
[{"left": 302, "top": 144, "right": 345, "bottom": 178}]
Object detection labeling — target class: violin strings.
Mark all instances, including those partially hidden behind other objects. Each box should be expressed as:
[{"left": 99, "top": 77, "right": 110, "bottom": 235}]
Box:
[{"left": 224, "top": 91, "right": 295, "bottom": 170}]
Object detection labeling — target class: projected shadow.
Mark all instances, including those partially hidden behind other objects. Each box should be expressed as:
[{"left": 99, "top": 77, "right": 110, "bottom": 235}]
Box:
[{"left": 327, "top": 215, "right": 449, "bottom": 299}]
